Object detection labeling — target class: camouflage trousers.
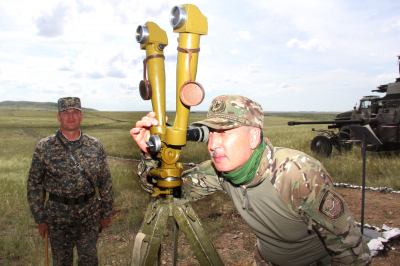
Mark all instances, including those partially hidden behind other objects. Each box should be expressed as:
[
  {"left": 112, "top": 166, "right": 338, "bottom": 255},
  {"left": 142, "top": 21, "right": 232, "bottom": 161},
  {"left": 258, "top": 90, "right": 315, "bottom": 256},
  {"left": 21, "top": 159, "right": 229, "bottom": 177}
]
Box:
[
  {"left": 45, "top": 195, "right": 102, "bottom": 265},
  {"left": 253, "top": 245, "right": 331, "bottom": 266},
  {"left": 49, "top": 218, "right": 100, "bottom": 266}
]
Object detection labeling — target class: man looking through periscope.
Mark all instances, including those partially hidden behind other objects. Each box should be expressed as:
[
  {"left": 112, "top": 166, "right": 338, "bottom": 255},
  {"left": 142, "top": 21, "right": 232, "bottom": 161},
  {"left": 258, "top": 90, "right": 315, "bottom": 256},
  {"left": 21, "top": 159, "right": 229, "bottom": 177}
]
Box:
[
  {"left": 131, "top": 95, "right": 371, "bottom": 266},
  {"left": 27, "top": 97, "right": 114, "bottom": 265}
]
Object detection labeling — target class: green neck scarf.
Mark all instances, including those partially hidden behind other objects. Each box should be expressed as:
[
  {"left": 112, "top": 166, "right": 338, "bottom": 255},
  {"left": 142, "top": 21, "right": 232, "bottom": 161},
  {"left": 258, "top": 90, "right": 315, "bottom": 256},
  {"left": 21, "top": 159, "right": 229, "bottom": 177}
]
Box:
[{"left": 222, "top": 141, "right": 266, "bottom": 185}]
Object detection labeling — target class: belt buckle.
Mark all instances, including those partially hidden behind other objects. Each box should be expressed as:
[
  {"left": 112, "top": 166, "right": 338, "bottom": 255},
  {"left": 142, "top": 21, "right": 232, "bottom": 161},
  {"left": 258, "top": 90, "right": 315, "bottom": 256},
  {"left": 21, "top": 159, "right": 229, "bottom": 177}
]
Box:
[
  {"left": 78, "top": 195, "right": 85, "bottom": 205},
  {"left": 69, "top": 198, "right": 75, "bottom": 206}
]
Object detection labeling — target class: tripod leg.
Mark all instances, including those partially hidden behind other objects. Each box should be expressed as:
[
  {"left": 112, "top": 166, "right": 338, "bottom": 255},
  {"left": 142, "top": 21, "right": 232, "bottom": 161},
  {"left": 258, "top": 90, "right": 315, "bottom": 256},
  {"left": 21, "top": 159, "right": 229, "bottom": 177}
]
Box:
[
  {"left": 172, "top": 220, "right": 179, "bottom": 266},
  {"left": 131, "top": 201, "right": 169, "bottom": 266},
  {"left": 173, "top": 201, "right": 224, "bottom": 266}
]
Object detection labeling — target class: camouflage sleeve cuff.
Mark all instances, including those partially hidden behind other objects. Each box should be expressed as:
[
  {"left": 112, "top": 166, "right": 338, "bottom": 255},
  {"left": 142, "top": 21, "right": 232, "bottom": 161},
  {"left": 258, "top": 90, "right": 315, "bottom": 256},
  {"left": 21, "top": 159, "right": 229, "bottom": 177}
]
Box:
[
  {"left": 138, "top": 151, "right": 160, "bottom": 194},
  {"left": 34, "top": 213, "right": 46, "bottom": 224},
  {"left": 100, "top": 200, "right": 113, "bottom": 220}
]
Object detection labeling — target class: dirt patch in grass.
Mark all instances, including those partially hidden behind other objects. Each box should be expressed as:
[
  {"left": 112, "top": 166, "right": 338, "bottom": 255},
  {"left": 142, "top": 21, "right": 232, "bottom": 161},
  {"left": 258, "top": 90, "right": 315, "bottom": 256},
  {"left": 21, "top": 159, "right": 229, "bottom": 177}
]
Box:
[{"left": 336, "top": 187, "right": 400, "bottom": 265}]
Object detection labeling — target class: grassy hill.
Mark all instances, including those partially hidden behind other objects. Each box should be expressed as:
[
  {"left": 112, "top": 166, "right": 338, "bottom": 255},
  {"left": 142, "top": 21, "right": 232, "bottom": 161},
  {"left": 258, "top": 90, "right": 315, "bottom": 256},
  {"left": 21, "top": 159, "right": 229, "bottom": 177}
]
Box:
[{"left": 0, "top": 101, "right": 97, "bottom": 111}]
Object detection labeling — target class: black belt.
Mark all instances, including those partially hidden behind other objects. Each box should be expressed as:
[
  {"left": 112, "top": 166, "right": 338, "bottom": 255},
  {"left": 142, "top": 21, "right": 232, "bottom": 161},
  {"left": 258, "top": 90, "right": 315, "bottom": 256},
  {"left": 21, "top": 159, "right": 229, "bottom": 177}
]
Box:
[{"left": 49, "top": 191, "right": 95, "bottom": 205}]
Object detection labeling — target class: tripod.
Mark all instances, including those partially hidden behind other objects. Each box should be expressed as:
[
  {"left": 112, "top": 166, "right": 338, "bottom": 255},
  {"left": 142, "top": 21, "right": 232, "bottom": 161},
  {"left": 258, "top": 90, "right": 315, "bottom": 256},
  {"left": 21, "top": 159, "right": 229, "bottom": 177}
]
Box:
[{"left": 131, "top": 194, "right": 224, "bottom": 266}]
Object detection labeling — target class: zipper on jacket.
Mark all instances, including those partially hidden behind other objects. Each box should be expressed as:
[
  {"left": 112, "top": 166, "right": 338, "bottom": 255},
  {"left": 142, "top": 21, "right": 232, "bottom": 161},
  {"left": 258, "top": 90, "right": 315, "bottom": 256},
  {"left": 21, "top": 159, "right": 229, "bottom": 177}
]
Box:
[{"left": 241, "top": 186, "right": 254, "bottom": 211}]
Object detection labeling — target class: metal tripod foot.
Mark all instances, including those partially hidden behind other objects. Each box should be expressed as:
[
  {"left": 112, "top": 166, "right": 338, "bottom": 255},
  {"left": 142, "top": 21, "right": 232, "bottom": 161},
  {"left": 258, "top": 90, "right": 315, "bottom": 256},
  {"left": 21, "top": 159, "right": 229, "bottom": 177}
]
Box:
[{"left": 131, "top": 195, "right": 224, "bottom": 266}]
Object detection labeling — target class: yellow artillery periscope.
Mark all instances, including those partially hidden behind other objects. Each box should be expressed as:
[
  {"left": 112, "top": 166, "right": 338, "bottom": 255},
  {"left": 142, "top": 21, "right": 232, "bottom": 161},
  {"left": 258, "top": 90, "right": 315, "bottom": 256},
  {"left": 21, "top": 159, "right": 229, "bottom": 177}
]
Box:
[
  {"left": 136, "top": 4, "right": 208, "bottom": 196},
  {"left": 132, "top": 6, "right": 224, "bottom": 266}
]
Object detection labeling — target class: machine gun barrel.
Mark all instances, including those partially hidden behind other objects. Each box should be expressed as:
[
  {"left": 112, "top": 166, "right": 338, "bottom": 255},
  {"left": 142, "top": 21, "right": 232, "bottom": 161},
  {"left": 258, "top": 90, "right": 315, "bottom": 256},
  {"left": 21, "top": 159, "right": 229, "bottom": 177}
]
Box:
[{"left": 288, "top": 119, "right": 364, "bottom": 126}]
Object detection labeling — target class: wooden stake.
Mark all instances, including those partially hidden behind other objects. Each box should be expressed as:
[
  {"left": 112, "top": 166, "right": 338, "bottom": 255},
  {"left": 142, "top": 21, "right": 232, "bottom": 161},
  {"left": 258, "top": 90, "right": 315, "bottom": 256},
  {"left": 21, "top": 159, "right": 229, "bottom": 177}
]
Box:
[{"left": 45, "top": 231, "right": 49, "bottom": 266}]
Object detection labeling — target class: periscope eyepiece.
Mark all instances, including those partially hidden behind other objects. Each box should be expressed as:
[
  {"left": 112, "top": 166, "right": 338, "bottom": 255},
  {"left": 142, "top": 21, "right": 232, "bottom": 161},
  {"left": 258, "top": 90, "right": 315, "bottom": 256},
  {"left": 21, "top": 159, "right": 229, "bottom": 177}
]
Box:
[
  {"left": 170, "top": 5, "right": 187, "bottom": 29},
  {"left": 186, "top": 126, "right": 209, "bottom": 143},
  {"left": 136, "top": 25, "right": 149, "bottom": 44}
]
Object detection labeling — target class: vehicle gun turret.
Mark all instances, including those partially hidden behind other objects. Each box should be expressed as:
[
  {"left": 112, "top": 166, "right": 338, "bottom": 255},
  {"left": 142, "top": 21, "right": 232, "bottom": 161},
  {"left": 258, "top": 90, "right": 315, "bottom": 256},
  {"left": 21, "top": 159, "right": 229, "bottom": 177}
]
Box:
[{"left": 288, "top": 56, "right": 400, "bottom": 156}]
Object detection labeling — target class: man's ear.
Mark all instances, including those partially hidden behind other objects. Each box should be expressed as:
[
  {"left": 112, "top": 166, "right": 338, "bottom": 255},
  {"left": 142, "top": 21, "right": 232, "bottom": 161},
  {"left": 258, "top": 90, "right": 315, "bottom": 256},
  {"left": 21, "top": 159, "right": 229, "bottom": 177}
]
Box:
[{"left": 250, "top": 128, "right": 261, "bottom": 150}]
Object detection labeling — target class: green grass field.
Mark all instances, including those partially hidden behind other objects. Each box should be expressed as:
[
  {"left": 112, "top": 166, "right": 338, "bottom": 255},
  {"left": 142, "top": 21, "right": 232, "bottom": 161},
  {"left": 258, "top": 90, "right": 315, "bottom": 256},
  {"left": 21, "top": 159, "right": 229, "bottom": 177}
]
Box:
[{"left": 0, "top": 109, "right": 399, "bottom": 265}]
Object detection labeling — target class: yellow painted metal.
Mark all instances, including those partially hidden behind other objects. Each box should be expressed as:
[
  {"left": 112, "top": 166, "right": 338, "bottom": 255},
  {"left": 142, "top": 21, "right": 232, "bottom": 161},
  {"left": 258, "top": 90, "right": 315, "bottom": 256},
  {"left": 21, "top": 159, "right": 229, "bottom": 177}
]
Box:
[
  {"left": 167, "top": 33, "right": 198, "bottom": 145},
  {"left": 151, "top": 188, "right": 173, "bottom": 197},
  {"left": 137, "top": 6, "right": 208, "bottom": 191},
  {"left": 142, "top": 22, "right": 168, "bottom": 137},
  {"left": 150, "top": 168, "right": 182, "bottom": 180},
  {"left": 132, "top": 6, "right": 224, "bottom": 266},
  {"left": 149, "top": 168, "right": 168, "bottom": 179},
  {"left": 160, "top": 147, "right": 180, "bottom": 165},
  {"left": 157, "top": 179, "right": 182, "bottom": 188},
  {"left": 166, "top": 5, "right": 208, "bottom": 145},
  {"left": 140, "top": 22, "right": 169, "bottom": 50},
  {"left": 172, "top": 4, "right": 208, "bottom": 35}
]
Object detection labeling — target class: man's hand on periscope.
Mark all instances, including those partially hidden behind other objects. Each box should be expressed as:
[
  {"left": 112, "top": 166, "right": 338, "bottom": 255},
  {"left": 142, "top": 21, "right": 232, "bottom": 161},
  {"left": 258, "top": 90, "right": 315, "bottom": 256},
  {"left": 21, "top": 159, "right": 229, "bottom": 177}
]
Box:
[
  {"left": 130, "top": 112, "right": 168, "bottom": 156},
  {"left": 38, "top": 223, "right": 49, "bottom": 238}
]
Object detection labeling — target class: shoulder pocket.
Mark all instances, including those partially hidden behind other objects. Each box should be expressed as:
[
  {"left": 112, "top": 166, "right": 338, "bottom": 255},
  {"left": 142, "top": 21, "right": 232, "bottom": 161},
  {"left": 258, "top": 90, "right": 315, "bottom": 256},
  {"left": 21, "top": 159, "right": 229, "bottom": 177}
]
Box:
[
  {"left": 304, "top": 187, "right": 350, "bottom": 235},
  {"left": 49, "top": 152, "right": 68, "bottom": 161},
  {"left": 84, "top": 152, "right": 99, "bottom": 158}
]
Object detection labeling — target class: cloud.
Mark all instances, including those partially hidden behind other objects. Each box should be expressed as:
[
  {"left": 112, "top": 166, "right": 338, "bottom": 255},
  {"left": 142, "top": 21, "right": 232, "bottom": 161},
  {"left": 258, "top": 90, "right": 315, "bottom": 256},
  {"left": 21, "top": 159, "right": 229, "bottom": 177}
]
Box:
[
  {"left": 391, "top": 21, "right": 400, "bottom": 28},
  {"left": 71, "top": 72, "right": 83, "bottom": 79},
  {"left": 57, "top": 56, "right": 76, "bottom": 71},
  {"left": 76, "top": 0, "right": 95, "bottom": 13},
  {"left": 16, "top": 82, "right": 32, "bottom": 89},
  {"left": 230, "top": 49, "right": 238, "bottom": 55},
  {"left": 57, "top": 66, "right": 72, "bottom": 71},
  {"left": 375, "top": 73, "right": 398, "bottom": 81},
  {"left": 69, "top": 82, "right": 82, "bottom": 89},
  {"left": 106, "top": 67, "right": 126, "bottom": 78},
  {"left": 201, "top": 44, "right": 212, "bottom": 55},
  {"left": 247, "top": 64, "right": 261, "bottom": 73},
  {"left": 224, "top": 76, "right": 249, "bottom": 84},
  {"left": 286, "top": 38, "right": 330, "bottom": 51},
  {"left": 254, "top": 82, "right": 302, "bottom": 96},
  {"left": 277, "top": 83, "right": 302, "bottom": 93},
  {"left": 34, "top": 3, "right": 70, "bottom": 38},
  {"left": 144, "top": 1, "right": 170, "bottom": 17},
  {"left": 41, "top": 86, "right": 66, "bottom": 95},
  {"left": 233, "top": 31, "right": 251, "bottom": 42},
  {"left": 119, "top": 82, "right": 137, "bottom": 92},
  {"left": 328, "top": 69, "right": 354, "bottom": 74},
  {"left": 130, "top": 58, "right": 143, "bottom": 67},
  {"left": 86, "top": 71, "right": 104, "bottom": 79},
  {"left": 108, "top": 51, "right": 127, "bottom": 66},
  {"left": 280, "top": 83, "right": 290, "bottom": 89}
]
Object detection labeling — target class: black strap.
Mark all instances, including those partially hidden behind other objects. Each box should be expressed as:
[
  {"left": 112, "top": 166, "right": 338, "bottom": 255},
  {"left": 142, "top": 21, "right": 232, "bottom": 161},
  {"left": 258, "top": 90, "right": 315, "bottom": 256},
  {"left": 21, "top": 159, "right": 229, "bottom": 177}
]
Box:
[
  {"left": 49, "top": 191, "right": 95, "bottom": 205},
  {"left": 56, "top": 133, "right": 96, "bottom": 189}
]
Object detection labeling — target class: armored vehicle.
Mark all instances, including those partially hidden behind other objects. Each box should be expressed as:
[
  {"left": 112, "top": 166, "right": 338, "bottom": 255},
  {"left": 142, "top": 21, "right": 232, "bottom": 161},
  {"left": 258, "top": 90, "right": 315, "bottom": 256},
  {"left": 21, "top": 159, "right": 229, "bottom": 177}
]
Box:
[{"left": 288, "top": 57, "right": 400, "bottom": 156}]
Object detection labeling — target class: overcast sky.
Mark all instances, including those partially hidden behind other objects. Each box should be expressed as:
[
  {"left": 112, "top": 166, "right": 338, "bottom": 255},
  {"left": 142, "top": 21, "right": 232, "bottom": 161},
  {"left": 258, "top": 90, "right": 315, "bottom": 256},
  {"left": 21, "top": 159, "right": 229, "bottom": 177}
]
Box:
[{"left": 1, "top": 0, "right": 399, "bottom": 112}]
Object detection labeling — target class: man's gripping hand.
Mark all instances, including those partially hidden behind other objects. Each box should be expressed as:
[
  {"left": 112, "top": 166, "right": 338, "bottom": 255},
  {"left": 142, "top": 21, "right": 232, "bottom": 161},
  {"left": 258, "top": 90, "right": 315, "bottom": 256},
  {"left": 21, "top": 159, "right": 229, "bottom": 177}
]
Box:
[{"left": 130, "top": 112, "right": 167, "bottom": 157}]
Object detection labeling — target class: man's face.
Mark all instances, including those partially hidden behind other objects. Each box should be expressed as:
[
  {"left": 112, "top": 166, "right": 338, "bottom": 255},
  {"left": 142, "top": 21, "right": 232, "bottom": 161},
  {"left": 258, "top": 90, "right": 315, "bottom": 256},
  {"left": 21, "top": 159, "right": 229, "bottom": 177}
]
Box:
[
  {"left": 57, "top": 109, "right": 83, "bottom": 132},
  {"left": 207, "top": 126, "right": 253, "bottom": 173}
]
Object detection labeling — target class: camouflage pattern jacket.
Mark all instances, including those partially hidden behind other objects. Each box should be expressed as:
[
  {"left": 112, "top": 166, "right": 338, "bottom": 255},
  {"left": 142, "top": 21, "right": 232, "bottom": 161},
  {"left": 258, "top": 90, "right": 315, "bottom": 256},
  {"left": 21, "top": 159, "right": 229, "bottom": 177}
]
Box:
[
  {"left": 138, "top": 139, "right": 371, "bottom": 265},
  {"left": 27, "top": 130, "right": 114, "bottom": 224}
]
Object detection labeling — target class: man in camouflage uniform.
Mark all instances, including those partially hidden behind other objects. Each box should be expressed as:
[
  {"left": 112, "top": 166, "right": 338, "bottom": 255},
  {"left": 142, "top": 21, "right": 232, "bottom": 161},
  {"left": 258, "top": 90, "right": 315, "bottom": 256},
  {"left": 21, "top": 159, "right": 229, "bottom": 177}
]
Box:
[
  {"left": 130, "top": 95, "right": 371, "bottom": 266},
  {"left": 27, "top": 97, "right": 114, "bottom": 265}
]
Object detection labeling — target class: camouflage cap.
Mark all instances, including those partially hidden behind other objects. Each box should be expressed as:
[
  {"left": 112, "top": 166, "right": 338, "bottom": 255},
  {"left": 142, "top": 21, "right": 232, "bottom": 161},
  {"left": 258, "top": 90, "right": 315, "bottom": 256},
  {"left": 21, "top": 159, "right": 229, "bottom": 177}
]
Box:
[
  {"left": 191, "top": 95, "right": 264, "bottom": 130},
  {"left": 57, "top": 97, "right": 81, "bottom": 112}
]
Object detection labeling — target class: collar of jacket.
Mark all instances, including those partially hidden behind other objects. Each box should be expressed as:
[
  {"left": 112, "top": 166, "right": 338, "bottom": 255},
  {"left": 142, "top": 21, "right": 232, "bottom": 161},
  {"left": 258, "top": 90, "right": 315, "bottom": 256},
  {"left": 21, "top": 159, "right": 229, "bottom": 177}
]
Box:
[
  {"left": 55, "top": 129, "right": 90, "bottom": 147},
  {"left": 242, "top": 138, "right": 275, "bottom": 189}
]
